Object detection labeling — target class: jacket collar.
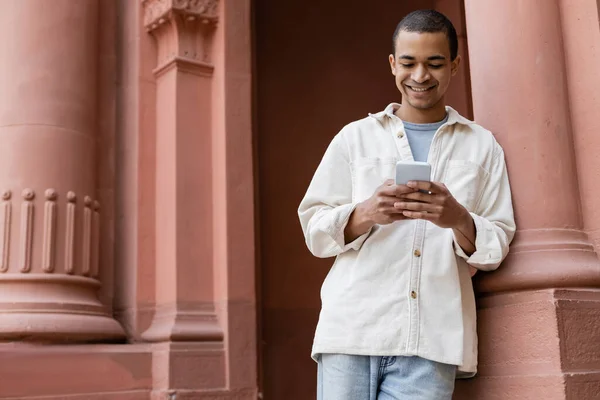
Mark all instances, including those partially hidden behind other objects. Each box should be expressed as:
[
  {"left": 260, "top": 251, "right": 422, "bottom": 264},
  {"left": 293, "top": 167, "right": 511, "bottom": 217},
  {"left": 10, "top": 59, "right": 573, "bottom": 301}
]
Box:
[{"left": 369, "top": 103, "right": 475, "bottom": 126}]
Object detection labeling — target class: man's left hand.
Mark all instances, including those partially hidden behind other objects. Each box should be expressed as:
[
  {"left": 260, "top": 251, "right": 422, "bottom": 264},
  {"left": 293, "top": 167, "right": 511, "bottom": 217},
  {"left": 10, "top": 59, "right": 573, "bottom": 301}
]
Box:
[
  {"left": 396, "top": 180, "right": 478, "bottom": 274},
  {"left": 393, "top": 181, "right": 470, "bottom": 229}
]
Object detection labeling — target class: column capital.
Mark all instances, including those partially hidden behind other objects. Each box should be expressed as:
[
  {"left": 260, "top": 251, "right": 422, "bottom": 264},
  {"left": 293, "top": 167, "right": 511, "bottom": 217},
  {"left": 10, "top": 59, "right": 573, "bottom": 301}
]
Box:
[
  {"left": 142, "top": 0, "right": 218, "bottom": 30},
  {"left": 142, "top": 0, "right": 219, "bottom": 73}
]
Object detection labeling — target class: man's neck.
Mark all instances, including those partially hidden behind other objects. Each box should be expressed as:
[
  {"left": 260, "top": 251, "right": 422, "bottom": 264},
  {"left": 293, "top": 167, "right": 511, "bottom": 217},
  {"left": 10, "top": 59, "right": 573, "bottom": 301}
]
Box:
[{"left": 395, "top": 103, "right": 447, "bottom": 124}]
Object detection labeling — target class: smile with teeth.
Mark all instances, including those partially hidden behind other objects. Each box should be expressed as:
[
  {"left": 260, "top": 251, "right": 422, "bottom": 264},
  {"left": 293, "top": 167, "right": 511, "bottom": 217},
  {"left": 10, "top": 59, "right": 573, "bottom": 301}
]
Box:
[{"left": 406, "top": 85, "right": 435, "bottom": 92}]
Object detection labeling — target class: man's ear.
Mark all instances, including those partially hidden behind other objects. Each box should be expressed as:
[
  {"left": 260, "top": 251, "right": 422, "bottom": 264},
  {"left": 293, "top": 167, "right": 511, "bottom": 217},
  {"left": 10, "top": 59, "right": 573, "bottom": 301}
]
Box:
[
  {"left": 389, "top": 54, "right": 396, "bottom": 75},
  {"left": 451, "top": 55, "right": 461, "bottom": 76}
]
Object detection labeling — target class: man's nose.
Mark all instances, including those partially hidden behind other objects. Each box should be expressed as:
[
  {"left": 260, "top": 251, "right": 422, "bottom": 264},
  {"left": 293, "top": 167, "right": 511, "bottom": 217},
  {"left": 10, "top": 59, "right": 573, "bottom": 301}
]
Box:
[{"left": 411, "top": 65, "right": 430, "bottom": 83}]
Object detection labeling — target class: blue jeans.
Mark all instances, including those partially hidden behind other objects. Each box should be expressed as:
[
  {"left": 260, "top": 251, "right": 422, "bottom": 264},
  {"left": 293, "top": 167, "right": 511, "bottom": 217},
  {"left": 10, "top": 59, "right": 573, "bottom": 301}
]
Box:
[{"left": 317, "top": 354, "right": 456, "bottom": 400}]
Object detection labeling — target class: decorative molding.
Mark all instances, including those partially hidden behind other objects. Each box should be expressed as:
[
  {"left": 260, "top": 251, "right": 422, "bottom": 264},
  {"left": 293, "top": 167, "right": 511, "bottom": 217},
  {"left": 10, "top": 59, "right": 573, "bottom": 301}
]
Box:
[
  {"left": 42, "top": 189, "right": 57, "bottom": 273},
  {"left": 65, "top": 192, "right": 76, "bottom": 275},
  {"left": 141, "top": 303, "right": 224, "bottom": 342},
  {"left": 142, "top": 0, "right": 219, "bottom": 31},
  {"left": 0, "top": 191, "right": 11, "bottom": 273},
  {"left": 82, "top": 196, "right": 92, "bottom": 277},
  {"left": 142, "top": 0, "right": 219, "bottom": 68},
  {"left": 476, "top": 229, "right": 600, "bottom": 294},
  {"left": 91, "top": 201, "right": 100, "bottom": 278},
  {"left": 153, "top": 55, "right": 214, "bottom": 78},
  {"left": 19, "top": 189, "right": 34, "bottom": 273},
  {"left": 0, "top": 189, "right": 102, "bottom": 277}
]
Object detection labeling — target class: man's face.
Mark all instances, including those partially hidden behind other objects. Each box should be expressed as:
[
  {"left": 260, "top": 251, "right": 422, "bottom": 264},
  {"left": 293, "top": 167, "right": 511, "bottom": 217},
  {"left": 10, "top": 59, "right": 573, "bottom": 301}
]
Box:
[{"left": 389, "top": 31, "right": 460, "bottom": 111}]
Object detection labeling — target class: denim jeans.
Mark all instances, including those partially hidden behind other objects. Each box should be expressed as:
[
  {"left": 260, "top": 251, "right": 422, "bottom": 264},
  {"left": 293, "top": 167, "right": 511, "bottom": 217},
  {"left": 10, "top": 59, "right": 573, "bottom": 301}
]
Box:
[{"left": 317, "top": 354, "right": 456, "bottom": 400}]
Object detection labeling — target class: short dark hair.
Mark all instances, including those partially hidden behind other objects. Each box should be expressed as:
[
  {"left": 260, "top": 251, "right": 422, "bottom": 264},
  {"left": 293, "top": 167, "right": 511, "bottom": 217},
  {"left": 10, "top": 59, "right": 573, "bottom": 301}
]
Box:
[{"left": 392, "top": 10, "right": 458, "bottom": 60}]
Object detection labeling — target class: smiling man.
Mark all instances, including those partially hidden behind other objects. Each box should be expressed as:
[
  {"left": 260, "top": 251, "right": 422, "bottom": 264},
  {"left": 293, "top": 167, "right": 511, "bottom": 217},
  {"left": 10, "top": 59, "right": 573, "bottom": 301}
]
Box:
[{"left": 298, "top": 9, "right": 516, "bottom": 400}]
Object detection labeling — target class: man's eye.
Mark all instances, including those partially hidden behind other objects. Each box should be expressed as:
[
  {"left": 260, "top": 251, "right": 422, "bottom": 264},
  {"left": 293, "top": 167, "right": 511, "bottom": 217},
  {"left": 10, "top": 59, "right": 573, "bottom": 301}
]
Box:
[
  {"left": 401, "top": 64, "right": 414, "bottom": 68},
  {"left": 429, "top": 64, "right": 444, "bottom": 69}
]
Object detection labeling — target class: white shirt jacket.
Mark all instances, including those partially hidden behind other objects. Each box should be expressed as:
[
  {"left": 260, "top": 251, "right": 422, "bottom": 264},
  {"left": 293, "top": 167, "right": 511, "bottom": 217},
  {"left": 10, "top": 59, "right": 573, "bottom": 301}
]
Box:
[{"left": 298, "top": 104, "right": 516, "bottom": 377}]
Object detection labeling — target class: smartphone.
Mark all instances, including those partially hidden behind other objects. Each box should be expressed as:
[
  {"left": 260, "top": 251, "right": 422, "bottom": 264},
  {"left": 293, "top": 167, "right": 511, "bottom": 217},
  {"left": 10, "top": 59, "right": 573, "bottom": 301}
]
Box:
[{"left": 395, "top": 161, "right": 431, "bottom": 185}]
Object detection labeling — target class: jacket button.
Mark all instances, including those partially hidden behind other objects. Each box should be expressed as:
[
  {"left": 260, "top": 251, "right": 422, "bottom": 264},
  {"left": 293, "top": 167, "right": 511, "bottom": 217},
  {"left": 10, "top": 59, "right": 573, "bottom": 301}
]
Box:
[
  {"left": 410, "top": 291, "right": 417, "bottom": 299},
  {"left": 397, "top": 132, "right": 404, "bottom": 138},
  {"left": 414, "top": 249, "right": 421, "bottom": 257}
]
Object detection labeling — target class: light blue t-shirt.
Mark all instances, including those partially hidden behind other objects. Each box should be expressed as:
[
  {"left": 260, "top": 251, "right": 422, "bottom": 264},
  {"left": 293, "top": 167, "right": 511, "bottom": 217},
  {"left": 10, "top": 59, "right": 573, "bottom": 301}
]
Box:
[{"left": 403, "top": 114, "right": 449, "bottom": 162}]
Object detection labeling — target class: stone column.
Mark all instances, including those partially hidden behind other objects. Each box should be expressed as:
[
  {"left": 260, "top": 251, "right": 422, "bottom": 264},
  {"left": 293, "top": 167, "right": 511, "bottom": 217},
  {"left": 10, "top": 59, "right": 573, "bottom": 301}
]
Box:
[
  {"left": 559, "top": 1, "right": 600, "bottom": 252},
  {"left": 433, "top": 0, "right": 472, "bottom": 118},
  {"left": 459, "top": 1, "right": 600, "bottom": 399},
  {"left": 140, "top": 0, "right": 226, "bottom": 395},
  {"left": 0, "top": 0, "right": 124, "bottom": 341}
]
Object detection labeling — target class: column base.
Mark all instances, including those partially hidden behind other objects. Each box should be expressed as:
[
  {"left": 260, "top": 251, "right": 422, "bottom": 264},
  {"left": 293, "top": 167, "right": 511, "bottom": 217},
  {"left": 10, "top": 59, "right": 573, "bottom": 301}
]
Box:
[
  {"left": 453, "top": 288, "right": 600, "bottom": 400},
  {"left": 476, "top": 229, "right": 600, "bottom": 294},
  {"left": 141, "top": 305, "right": 223, "bottom": 342},
  {"left": 150, "top": 388, "right": 257, "bottom": 400},
  {"left": 0, "top": 313, "right": 125, "bottom": 342},
  {"left": 0, "top": 342, "right": 258, "bottom": 399},
  {"left": 0, "top": 274, "right": 125, "bottom": 342},
  {"left": 150, "top": 342, "right": 227, "bottom": 393},
  {"left": 0, "top": 343, "right": 151, "bottom": 398},
  {"left": 455, "top": 373, "right": 568, "bottom": 400}
]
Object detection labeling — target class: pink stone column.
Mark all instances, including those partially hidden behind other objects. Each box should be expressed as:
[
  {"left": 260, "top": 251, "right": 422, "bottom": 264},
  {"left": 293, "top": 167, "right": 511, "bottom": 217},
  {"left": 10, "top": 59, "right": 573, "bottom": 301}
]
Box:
[
  {"left": 140, "top": 0, "right": 226, "bottom": 396},
  {"left": 433, "top": 0, "right": 472, "bottom": 118},
  {"left": 555, "top": 2, "right": 600, "bottom": 398},
  {"left": 0, "top": 0, "right": 124, "bottom": 340},
  {"left": 559, "top": 0, "right": 600, "bottom": 252},
  {"left": 458, "top": 1, "right": 600, "bottom": 398}
]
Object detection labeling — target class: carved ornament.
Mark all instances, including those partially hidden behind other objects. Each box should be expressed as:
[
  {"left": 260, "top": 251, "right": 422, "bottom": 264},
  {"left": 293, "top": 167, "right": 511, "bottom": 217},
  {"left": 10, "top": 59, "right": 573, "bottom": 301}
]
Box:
[{"left": 142, "top": 0, "right": 219, "bottom": 31}]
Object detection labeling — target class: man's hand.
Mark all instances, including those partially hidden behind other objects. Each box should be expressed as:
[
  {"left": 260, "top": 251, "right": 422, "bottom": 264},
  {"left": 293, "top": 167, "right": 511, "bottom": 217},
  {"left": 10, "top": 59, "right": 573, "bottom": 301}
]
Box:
[
  {"left": 344, "top": 179, "right": 417, "bottom": 243},
  {"left": 394, "top": 181, "right": 467, "bottom": 228},
  {"left": 395, "top": 181, "right": 477, "bottom": 256}
]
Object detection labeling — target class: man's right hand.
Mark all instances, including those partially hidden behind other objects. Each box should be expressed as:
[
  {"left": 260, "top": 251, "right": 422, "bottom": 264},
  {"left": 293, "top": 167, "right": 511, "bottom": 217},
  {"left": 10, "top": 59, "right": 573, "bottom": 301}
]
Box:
[{"left": 344, "top": 179, "right": 418, "bottom": 243}]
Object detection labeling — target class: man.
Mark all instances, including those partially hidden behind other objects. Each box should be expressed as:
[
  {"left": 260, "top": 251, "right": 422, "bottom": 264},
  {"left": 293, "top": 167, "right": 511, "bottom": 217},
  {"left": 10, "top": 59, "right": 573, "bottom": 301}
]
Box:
[{"left": 298, "top": 9, "right": 515, "bottom": 400}]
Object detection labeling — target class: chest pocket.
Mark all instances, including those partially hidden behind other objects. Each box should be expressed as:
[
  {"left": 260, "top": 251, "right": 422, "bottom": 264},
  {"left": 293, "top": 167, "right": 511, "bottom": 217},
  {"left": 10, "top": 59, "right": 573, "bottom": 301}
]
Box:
[
  {"left": 443, "top": 160, "right": 489, "bottom": 212},
  {"left": 351, "top": 157, "right": 397, "bottom": 202}
]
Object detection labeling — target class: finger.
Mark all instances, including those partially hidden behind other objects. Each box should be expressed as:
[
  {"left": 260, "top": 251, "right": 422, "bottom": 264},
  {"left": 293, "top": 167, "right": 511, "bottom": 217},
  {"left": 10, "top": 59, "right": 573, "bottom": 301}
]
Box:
[
  {"left": 374, "top": 180, "right": 396, "bottom": 196},
  {"left": 387, "top": 214, "right": 411, "bottom": 223},
  {"left": 402, "top": 210, "right": 439, "bottom": 220},
  {"left": 379, "top": 184, "right": 416, "bottom": 197},
  {"left": 406, "top": 181, "right": 447, "bottom": 194},
  {"left": 376, "top": 199, "right": 408, "bottom": 214},
  {"left": 400, "top": 191, "right": 442, "bottom": 204},
  {"left": 379, "top": 186, "right": 399, "bottom": 197},
  {"left": 378, "top": 198, "right": 406, "bottom": 208},
  {"left": 381, "top": 205, "right": 408, "bottom": 215},
  {"left": 394, "top": 201, "right": 442, "bottom": 213},
  {"left": 393, "top": 184, "right": 419, "bottom": 197}
]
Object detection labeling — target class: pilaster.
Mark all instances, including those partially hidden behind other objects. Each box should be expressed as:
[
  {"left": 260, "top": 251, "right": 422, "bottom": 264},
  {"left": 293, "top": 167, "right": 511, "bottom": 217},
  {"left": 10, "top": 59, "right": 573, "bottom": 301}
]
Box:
[{"left": 140, "top": 0, "right": 226, "bottom": 396}]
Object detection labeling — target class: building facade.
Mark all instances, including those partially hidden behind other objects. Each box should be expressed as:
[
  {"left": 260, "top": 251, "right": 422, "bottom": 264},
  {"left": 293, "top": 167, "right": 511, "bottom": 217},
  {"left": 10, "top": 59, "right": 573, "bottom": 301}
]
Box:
[{"left": 0, "top": 0, "right": 599, "bottom": 399}]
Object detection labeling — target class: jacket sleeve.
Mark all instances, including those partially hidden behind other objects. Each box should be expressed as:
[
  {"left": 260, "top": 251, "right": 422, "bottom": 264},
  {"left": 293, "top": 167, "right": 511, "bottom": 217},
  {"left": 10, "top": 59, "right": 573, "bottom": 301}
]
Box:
[
  {"left": 454, "top": 146, "right": 516, "bottom": 271},
  {"left": 298, "top": 132, "right": 372, "bottom": 258}
]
